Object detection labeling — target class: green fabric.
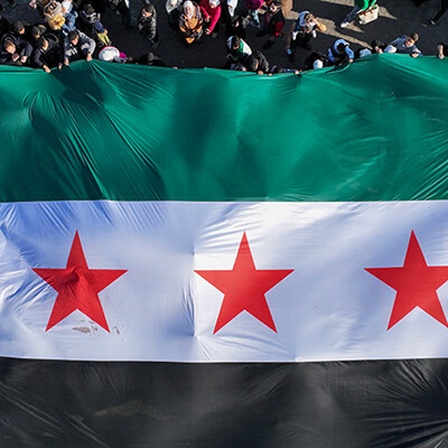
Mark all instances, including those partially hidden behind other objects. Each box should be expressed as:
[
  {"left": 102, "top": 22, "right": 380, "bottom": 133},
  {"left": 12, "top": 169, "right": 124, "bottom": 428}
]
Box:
[
  {"left": 0, "top": 55, "right": 447, "bottom": 203},
  {"left": 355, "top": 0, "right": 376, "bottom": 10}
]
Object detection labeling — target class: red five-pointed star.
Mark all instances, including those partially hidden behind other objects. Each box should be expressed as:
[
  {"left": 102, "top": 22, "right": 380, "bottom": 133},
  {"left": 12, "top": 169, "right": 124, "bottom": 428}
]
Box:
[
  {"left": 195, "top": 232, "right": 294, "bottom": 334},
  {"left": 33, "top": 232, "right": 127, "bottom": 332},
  {"left": 366, "top": 231, "right": 448, "bottom": 329}
]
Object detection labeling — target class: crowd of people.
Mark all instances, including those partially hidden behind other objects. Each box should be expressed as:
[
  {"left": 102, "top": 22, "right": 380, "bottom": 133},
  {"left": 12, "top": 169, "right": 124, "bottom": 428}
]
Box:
[{"left": 0, "top": 0, "right": 446, "bottom": 73}]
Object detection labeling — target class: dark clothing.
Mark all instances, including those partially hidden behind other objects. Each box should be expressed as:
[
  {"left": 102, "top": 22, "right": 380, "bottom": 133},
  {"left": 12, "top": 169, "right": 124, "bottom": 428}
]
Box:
[
  {"left": 0, "top": 35, "right": 33, "bottom": 65},
  {"left": 80, "top": 9, "right": 106, "bottom": 33},
  {"left": 135, "top": 51, "right": 165, "bottom": 66},
  {"left": 138, "top": 4, "right": 158, "bottom": 41},
  {"left": 109, "top": 0, "right": 131, "bottom": 27},
  {"left": 304, "top": 51, "right": 329, "bottom": 70},
  {"left": 432, "top": 0, "right": 448, "bottom": 22},
  {"left": 63, "top": 30, "right": 96, "bottom": 61},
  {"left": 10, "top": 24, "right": 35, "bottom": 45},
  {"left": 32, "top": 33, "right": 62, "bottom": 68},
  {"left": 0, "top": 17, "right": 10, "bottom": 36},
  {"left": 244, "top": 51, "right": 269, "bottom": 72},
  {"left": 0, "top": 48, "right": 21, "bottom": 65},
  {"left": 264, "top": 8, "right": 284, "bottom": 38}
]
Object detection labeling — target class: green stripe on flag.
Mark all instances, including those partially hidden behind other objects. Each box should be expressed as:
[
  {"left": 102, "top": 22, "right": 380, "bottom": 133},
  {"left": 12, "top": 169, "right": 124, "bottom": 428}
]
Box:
[{"left": 1, "top": 55, "right": 448, "bottom": 202}]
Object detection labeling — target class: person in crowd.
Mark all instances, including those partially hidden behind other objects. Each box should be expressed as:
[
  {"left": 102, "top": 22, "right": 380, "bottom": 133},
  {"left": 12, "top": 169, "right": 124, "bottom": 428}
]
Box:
[
  {"left": 430, "top": 0, "right": 448, "bottom": 25},
  {"left": 178, "top": 0, "right": 204, "bottom": 46},
  {"left": 80, "top": 3, "right": 111, "bottom": 46},
  {"left": 0, "top": 35, "right": 33, "bottom": 65},
  {"left": 133, "top": 50, "right": 166, "bottom": 66},
  {"left": 303, "top": 50, "right": 330, "bottom": 70},
  {"left": 10, "top": 20, "right": 35, "bottom": 42},
  {"left": 243, "top": 0, "right": 262, "bottom": 28},
  {"left": 110, "top": 0, "right": 132, "bottom": 29},
  {"left": 137, "top": 2, "right": 160, "bottom": 47},
  {"left": 327, "top": 38, "right": 354, "bottom": 65},
  {"left": 370, "top": 39, "right": 386, "bottom": 53},
  {"left": 285, "top": 11, "right": 326, "bottom": 62},
  {"left": 42, "top": 0, "right": 67, "bottom": 32},
  {"left": 382, "top": 32, "right": 421, "bottom": 57},
  {"left": 98, "top": 45, "right": 128, "bottom": 62},
  {"left": 24, "top": 24, "right": 47, "bottom": 46},
  {"left": 220, "top": 0, "right": 238, "bottom": 36},
  {"left": 32, "top": 33, "right": 62, "bottom": 71},
  {"left": 200, "top": 0, "right": 221, "bottom": 38},
  {"left": 60, "top": 0, "right": 78, "bottom": 29},
  {"left": 269, "top": 64, "right": 300, "bottom": 74},
  {"left": 165, "top": 0, "right": 182, "bottom": 31},
  {"left": 256, "top": 1, "right": 284, "bottom": 49},
  {"left": 340, "top": 0, "right": 377, "bottom": 28},
  {"left": 225, "top": 34, "right": 251, "bottom": 68},
  {"left": 244, "top": 50, "right": 269, "bottom": 73},
  {"left": 63, "top": 29, "right": 96, "bottom": 65}
]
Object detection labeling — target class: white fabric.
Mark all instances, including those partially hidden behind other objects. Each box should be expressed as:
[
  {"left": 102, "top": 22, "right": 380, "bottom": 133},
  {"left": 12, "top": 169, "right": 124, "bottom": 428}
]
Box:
[{"left": 1, "top": 200, "right": 448, "bottom": 362}]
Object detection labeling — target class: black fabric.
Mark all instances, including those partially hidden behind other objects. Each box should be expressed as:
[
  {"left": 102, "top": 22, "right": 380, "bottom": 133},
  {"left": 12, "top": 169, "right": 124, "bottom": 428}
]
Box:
[{"left": 1, "top": 358, "right": 448, "bottom": 447}]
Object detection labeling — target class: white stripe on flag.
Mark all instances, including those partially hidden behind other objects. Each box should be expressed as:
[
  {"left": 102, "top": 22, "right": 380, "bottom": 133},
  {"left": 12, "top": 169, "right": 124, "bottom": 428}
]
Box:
[{"left": 1, "top": 200, "right": 448, "bottom": 362}]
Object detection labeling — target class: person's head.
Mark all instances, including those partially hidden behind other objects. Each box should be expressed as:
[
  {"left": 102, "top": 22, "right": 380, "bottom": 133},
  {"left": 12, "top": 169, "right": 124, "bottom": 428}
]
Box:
[
  {"left": 3, "top": 39, "right": 16, "bottom": 54},
  {"left": 142, "top": 4, "right": 153, "bottom": 16},
  {"left": 209, "top": 0, "right": 219, "bottom": 8},
  {"left": 13, "top": 21, "right": 25, "bottom": 34},
  {"left": 336, "top": 42, "right": 348, "bottom": 54},
  {"left": 245, "top": 55, "right": 258, "bottom": 71},
  {"left": 405, "top": 32, "right": 419, "bottom": 47},
  {"left": 183, "top": 0, "right": 194, "bottom": 17},
  {"left": 83, "top": 3, "right": 95, "bottom": 15},
  {"left": 231, "top": 35, "right": 241, "bottom": 50},
  {"left": 268, "top": 2, "right": 278, "bottom": 13},
  {"left": 304, "top": 12, "right": 315, "bottom": 24},
  {"left": 68, "top": 30, "right": 79, "bottom": 45},
  {"left": 37, "top": 36, "right": 48, "bottom": 50},
  {"left": 31, "top": 25, "right": 44, "bottom": 39}
]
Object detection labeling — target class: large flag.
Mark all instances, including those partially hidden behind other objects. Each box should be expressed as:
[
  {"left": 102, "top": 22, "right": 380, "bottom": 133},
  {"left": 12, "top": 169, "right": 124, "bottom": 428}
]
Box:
[{"left": 1, "top": 56, "right": 448, "bottom": 447}]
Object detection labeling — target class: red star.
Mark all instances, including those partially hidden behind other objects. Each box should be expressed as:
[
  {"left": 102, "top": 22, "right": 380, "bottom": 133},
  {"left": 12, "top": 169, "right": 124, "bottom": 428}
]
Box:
[
  {"left": 366, "top": 231, "right": 448, "bottom": 329},
  {"left": 195, "top": 232, "right": 294, "bottom": 334},
  {"left": 33, "top": 231, "right": 127, "bottom": 332}
]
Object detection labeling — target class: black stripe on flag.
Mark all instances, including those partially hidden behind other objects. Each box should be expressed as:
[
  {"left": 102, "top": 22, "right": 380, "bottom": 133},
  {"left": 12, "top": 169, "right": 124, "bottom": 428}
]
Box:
[{"left": 1, "top": 358, "right": 448, "bottom": 448}]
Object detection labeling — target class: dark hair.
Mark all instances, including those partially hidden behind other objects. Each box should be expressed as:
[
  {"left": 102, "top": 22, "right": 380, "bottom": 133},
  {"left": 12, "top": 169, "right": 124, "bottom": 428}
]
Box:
[
  {"left": 83, "top": 3, "right": 95, "bottom": 14},
  {"left": 12, "top": 20, "right": 24, "bottom": 33},
  {"left": 244, "top": 54, "right": 258, "bottom": 71},
  {"left": 37, "top": 36, "right": 48, "bottom": 48},
  {"left": 409, "top": 32, "right": 419, "bottom": 42},
  {"left": 336, "top": 42, "right": 347, "bottom": 53},
  {"left": 231, "top": 35, "right": 241, "bottom": 49},
  {"left": 31, "top": 25, "right": 44, "bottom": 38},
  {"left": 68, "top": 30, "right": 79, "bottom": 41}
]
